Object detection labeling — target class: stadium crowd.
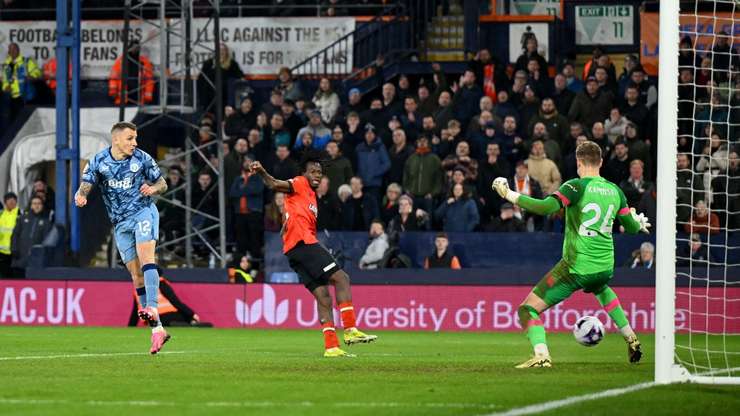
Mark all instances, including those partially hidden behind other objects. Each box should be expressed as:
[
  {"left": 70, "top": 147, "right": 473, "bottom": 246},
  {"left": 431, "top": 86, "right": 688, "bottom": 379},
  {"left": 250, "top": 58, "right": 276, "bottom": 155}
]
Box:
[{"left": 0, "top": 4, "right": 738, "bottom": 273}]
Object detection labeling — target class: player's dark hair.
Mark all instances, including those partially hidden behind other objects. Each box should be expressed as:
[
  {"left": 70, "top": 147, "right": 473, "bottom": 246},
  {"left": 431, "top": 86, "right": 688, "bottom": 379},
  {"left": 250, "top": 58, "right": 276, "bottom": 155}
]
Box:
[
  {"left": 575, "top": 141, "right": 602, "bottom": 167},
  {"left": 111, "top": 121, "right": 137, "bottom": 134},
  {"left": 299, "top": 148, "right": 328, "bottom": 173}
]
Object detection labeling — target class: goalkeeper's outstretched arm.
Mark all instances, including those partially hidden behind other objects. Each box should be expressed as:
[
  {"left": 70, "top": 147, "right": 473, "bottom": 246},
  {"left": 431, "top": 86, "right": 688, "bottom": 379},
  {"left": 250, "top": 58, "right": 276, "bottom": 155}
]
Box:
[
  {"left": 618, "top": 208, "right": 650, "bottom": 234},
  {"left": 491, "top": 177, "right": 560, "bottom": 216}
]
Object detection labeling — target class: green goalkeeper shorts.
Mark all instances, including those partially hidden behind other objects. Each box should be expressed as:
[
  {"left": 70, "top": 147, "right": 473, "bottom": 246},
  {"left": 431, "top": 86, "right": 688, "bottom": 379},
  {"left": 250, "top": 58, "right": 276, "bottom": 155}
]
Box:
[{"left": 532, "top": 260, "right": 613, "bottom": 306}]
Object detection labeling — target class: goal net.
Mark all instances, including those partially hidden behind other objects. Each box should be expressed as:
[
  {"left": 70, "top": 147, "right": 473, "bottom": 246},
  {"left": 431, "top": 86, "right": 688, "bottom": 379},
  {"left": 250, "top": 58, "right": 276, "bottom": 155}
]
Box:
[{"left": 656, "top": 0, "right": 740, "bottom": 384}]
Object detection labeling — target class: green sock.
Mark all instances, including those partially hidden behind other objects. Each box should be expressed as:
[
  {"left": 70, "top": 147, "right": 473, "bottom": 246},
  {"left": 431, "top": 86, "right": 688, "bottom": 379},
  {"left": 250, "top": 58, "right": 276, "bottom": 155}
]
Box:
[
  {"left": 595, "top": 286, "right": 630, "bottom": 329},
  {"left": 518, "top": 305, "right": 547, "bottom": 349}
]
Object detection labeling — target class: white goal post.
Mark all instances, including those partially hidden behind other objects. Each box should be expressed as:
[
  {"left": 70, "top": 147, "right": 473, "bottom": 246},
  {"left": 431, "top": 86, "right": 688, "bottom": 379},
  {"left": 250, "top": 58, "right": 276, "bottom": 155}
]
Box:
[{"left": 655, "top": 0, "right": 740, "bottom": 385}]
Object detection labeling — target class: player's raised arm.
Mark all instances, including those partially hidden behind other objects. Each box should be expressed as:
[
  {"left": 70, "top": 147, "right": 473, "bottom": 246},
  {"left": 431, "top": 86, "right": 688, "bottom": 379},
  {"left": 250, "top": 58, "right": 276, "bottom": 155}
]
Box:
[
  {"left": 491, "top": 177, "right": 561, "bottom": 216},
  {"left": 250, "top": 161, "right": 293, "bottom": 193}
]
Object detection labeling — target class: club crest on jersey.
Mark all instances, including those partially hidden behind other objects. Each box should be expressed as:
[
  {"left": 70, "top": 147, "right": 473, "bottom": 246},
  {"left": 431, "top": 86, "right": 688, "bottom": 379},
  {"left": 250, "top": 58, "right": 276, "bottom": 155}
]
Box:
[
  {"left": 108, "top": 177, "right": 133, "bottom": 189},
  {"left": 130, "top": 162, "right": 140, "bottom": 173},
  {"left": 309, "top": 203, "right": 318, "bottom": 217}
]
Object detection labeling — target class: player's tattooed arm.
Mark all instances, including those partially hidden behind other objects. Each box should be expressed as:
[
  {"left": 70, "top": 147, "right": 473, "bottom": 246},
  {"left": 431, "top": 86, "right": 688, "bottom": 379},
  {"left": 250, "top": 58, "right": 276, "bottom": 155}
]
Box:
[
  {"left": 249, "top": 161, "right": 293, "bottom": 193},
  {"left": 75, "top": 182, "right": 93, "bottom": 207},
  {"left": 140, "top": 176, "right": 168, "bottom": 197}
]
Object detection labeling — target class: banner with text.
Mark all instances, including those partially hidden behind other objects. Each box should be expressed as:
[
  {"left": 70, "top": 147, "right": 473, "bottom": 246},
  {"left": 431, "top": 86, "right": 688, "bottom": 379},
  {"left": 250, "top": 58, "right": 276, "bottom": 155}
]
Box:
[
  {"left": 2, "top": 281, "right": 738, "bottom": 333},
  {"left": 575, "top": 5, "right": 634, "bottom": 46},
  {"left": 640, "top": 12, "right": 740, "bottom": 75},
  {"left": 0, "top": 17, "right": 355, "bottom": 79}
]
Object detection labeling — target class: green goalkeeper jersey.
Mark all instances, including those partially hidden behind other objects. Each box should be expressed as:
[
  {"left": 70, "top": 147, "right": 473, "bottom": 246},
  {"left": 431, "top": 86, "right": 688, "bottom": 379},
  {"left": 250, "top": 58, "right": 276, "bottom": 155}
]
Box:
[{"left": 551, "top": 176, "right": 630, "bottom": 275}]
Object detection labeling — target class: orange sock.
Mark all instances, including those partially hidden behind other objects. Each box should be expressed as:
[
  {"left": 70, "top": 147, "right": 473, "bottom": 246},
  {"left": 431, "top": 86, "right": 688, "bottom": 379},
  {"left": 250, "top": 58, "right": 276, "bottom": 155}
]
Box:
[
  {"left": 339, "top": 302, "right": 356, "bottom": 330},
  {"left": 322, "top": 322, "right": 339, "bottom": 350}
]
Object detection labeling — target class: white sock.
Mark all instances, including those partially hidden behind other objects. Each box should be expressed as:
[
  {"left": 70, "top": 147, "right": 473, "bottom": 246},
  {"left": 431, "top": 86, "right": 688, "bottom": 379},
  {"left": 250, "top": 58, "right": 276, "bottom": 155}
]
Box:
[
  {"left": 152, "top": 325, "right": 164, "bottom": 333},
  {"left": 534, "top": 343, "right": 549, "bottom": 356},
  {"left": 619, "top": 325, "right": 635, "bottom": 339}
]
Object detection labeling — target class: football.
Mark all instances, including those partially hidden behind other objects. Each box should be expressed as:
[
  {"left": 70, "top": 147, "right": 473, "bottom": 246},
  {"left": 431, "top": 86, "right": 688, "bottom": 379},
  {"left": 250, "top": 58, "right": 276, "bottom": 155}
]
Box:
[{"left": 573, "top": 316, "right": 605, "bottom": 347}]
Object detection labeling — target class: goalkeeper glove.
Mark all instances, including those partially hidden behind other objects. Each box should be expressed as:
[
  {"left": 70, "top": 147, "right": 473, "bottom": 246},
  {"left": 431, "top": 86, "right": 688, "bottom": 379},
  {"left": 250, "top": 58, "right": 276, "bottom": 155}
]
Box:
[
  {"left": 630, "top": 208, "right": 651, "bottom": 234},
  {"left": 492, "top": 177, "right": 521, "bottom": 204}
]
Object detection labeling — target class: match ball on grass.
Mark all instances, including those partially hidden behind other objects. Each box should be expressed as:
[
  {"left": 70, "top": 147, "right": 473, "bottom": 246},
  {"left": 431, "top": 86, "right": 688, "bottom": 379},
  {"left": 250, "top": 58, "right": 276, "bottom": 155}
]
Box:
[{"left": 573, "top": 315, "right": 605, "bottom": 347}]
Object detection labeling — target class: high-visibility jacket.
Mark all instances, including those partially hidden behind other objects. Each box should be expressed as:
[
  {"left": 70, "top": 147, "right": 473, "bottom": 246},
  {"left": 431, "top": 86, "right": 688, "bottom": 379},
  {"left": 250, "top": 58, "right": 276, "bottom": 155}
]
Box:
[
  {"left": 0, "top": 207, "right": 19, "bottom": 255},
  {"left": 2, "top": 55, "right": 41, "bottom": 100},
  {"left": 42, "top": 57, "right": 72, "bottom": 93},
  {"left": 108, "top": 54, "right": 155, "bottom": 105}
]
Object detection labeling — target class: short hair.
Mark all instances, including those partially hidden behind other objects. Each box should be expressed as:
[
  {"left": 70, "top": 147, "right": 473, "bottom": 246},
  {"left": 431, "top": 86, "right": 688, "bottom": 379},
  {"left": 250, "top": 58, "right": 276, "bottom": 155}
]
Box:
[
  {"left": 371, "top": 218, "right": 385, "bottom": 229},
  {"left": 3, "top": 192, "right": 17, "bottom": 201},
  {"left": 575, "top": 141, "right": 602, "bottom": 166},
  {"left": 640, "top": 242, "right": 655, "bottom": 252},
  {"left": 398, "top": 194, "right": 413, "bottom": 206},
  {"left": 435, "top": 232, "right": 448, "bottom": 240},
  {"left": 110, "top": 121, "right": 136, "bottom": 134},
  {"left": 337, "top": 184, "right": 352, "bottom": 198},
  {"left": 630, "top": 159, "right": 644, "bottom": 168},
  {"left": 299, "top": 148, "right": 326, "bottom": 172},
  {"left": 386, "top": 182, "right": 402, "bottom": 194}
]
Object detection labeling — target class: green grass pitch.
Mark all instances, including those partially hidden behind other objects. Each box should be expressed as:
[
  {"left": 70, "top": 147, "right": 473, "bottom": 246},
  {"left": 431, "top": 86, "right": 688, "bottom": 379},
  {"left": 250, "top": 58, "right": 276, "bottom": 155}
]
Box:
[{"left": 0, "top": 327, "right": 738, "bottom": 415}]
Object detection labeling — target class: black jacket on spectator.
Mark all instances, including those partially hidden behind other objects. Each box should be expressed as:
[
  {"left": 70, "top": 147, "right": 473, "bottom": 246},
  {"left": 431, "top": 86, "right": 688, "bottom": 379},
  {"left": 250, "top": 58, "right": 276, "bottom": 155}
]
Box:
[
  {"left": 568, "top": 89, "right": 613, "bottom": 129},
  {"left": 486, "top": 216, "right": 526, "bottom": 232},
  {"left": 478, "top": 157, "right": 511, "bottom": 220},
  {"left": 388, "top": 145, "right": 415, "bottom": 186},
  {"left": 317, "top": 193, "right": 342, "bottom": 230},
  {"left": 388, "top": 212, "right": 430, "bottom": 235},
  {"left": 603, "top": 156, "right": 631, "bottom": 185},
  {"left": 453, "top": 84, "right": 484, "bottom": 128},
  {"left": 323, "top": 156, "right": 354, "bottom": 196},
  {"left": 514, "top": 52, "right": 548, "bottom": 79},
  {"left": 335, "top": 102, "right": 367, "bottom": 127},
  {"left": 268, "top": 156, "right": 300, "bottom": 181},
  {"left": 224, "top": 109, "right": 256, "bottom": 138},
  {"left": 711, "top": 165, "right": 740, "bottom": 229},
  {"left": 620, "top": 178, "right": 654, "bottom": 208},
  {"left": 11, "top": 209, "right": 53, "bottom": 268},
  {"left": 620, "top": 101, "right": 649, "bottom": 129},
  {"left": 341, "top": 193, "right": 380, "bottom": 231},
  {"left": 551, "top": 87, "right": 576, "bottom": 117}
]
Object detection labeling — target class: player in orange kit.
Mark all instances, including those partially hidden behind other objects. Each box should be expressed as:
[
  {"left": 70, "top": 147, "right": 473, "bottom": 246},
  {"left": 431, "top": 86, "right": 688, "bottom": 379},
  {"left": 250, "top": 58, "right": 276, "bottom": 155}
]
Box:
[{"left": 250, "top": 149, "right": 377, "bottom": 357}]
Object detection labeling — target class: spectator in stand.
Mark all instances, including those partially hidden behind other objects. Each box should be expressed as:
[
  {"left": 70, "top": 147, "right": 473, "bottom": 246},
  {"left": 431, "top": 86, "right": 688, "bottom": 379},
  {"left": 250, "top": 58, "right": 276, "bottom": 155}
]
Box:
[
  {"left": 623, "top": 122, "right": 650, "bottom": 166},
  {"left": 263, "top": 191, "right": 286, "bottom": 232},
  {"left": 192, "top": 171, "right": 218, "bottom": 238},
  {"left": 478, "top": 142, "right": 511, "bottom": 221},
  {"left": 628, "top": 242, "right": 655, "bottom": 269},
  {"left": 388, "top": 129, "right": 414, "bottom": 186},
  {"left": 525, "top": 57, "right": 550, "bottom": 98},
  {"left": 563, "top": 134, "right": 589, "bottom": 180},
  {"left": 620, "top": 84, "right": 649, "bottom": 129},
  {"left": 11, "top": 195, "right": 52, "bottom": 276},
  {"left": 323, "top": 140, "right": 353, "bottom": 197},
  {"left": 229, "top": 158, "right": 265, "bottom": 258},
  {"left": 32, "top": 179, "right": 55, "bottom": 213},
  {"left": 677, "top": 233, "right": 713, "bottom": 267},
  {"left": 358, "top": 219, "right": 389, "bottom": 270},
  {"left": 247, "top": 128, "right": 270, "bottom": 164},
  {"left": 552, "top": 73, "right": 576, "bottom": 117},
  {"left": 380, "top": 183, "right": 402, "bottom": 225},
  {"left": 159, "top": 166, "right": 186, "bottom": 242},
  {"left": 678, "top": 36, "right": 700, "bottom": 68},
  {"left": 603, "top": 139, "right": 631, "bottom": 185},
  {"left": 404, "top": 135, "right": 443, "bottom": 213},
  {"left": 581, "top": 46, "right": 604, "bottom": 79},
  {"left": 525, "top": 140, "right": 561, "bottom": 195},
  {"left": 711, "top": 30, "right": 738, "bottom": 82},
  {"left": 696, "top": 132, "right": 730, "bottom": 193},
  {"left": 381, "top": 82, "right": 403, "bottom": 120},
  {"left": 281, "top": 99, "right": 303, "bottom": 139},
  {"left": 529, "top": 123, "right": 562, "bottom": 171},
  {"left": 617, "top": 54, "right": 640, "bottom": 98},
  {"left": 296, "top": 110, "right": 332, "bottom": 149},
  {"left": 594, "top": 65, "right": 617, "bottom": 98},
  {"left": 497, "top": 115, "right": 525, "bottom": 166},
  {"left": 388, "top": 194, "right": 430, "bottom": 235},
  {"left": 292, "top": 131, "right": 315, "bottom": 162},
  {"left": 108, "top": 40, "right": 154, "bottom": 106},
  {"left": 344, "top": 112, "right": 363, "bottom": 166},
  {"left": 468, "top": 118, "right": 498, "bottom": 160},
  {"left": 629, "top": 65, "right": 658, "bottom": 110},
  {"left": 684, "top": 199, "right": 721, "bottom": 236},
  {"left": 514, "top": 35, "right": 548, "bottom": 79},
  {"left": 433, "top": 90, "right": 454, "bottom": 129},
  {"left": 225, "top": 97, "right": 256, "bottom": 139},
  {"left": 271, "top": 145, "right": 299, "bottom": 181},
  {"left": 604, "top": 107, "right": 630, "bottom": 144},
  {"left": 620, "top": 160, "right": 653, "bottom": 208},
  {"left": 424, "top": 232, "right": 461, "bottom": 269},
  {"left": 518, "top": 84, "right": 541, "bottom": 130},
  {"left": 312, "top": 77, "right": 340, "bottom": 125},
  {"left": 335, "top": 87, "right": 365, "bottom": 127},
  {"left": 568, "top": 76, "right": 613, "bottom": 130},
  {"left": 267, "top": 112, "right": 292, "bottom": 149},
  {"left": 341, "top": 176, "right": 380, "bottom": 231},
  {"left": 442, "top": 140, "right": 478, "bottom": 182},
  {"left": 561, "top": 61, "right": 583, "bottom": 93},
  {"left": 2, "top": 42, "right": 42, "bottom": 121},
  {"left": 451, "top": 69, "right": 483, "bottom": 128},
  {"left": 435, "top": 182, "right": 479, "bottom": 232},
  {"left": 492, "top": 89, "right": 518, "bottom": 122},
  {"left": 469, "top": 48, "right": 509, "bottom": 101},
  {"left": 468, "top": 97, "right": 498, "bottom": 132},
  {"left": 261, "top": 89, "right": 284, "bottom": 118},
  {"left": 400, "top": 96, "right": 422, "bottom": 140},
  {"left": 362, "top": 98, "right": 389, "bottom": 137},
  {"left": 528, "top": 97, "right": 568, "bottom": 149},
  {"left": 396, "top": 74, "right": 414, "bottom": 102},
  {"left": 486, "top": 202, "right": 526, "bottom": 232},
  {"left": 197, "top": 43, "right": 243, "bottom": 110},
  {"left": 275, "top": 66, "right": 303, "bottom": 102},
  {"left": 0, "top": 192, "right": 19, "bottom": 278},
  {"left": 590, "top": 121, "right": 611, "bottom": 158},
  {"left": 355, "top": 124, "right": 390, "bottom": 201},
  {"left": 677, "top": 68, "right": 697, "bottom": 136},
  {"left": 416, "top": 84, "right": 435, "bottom": 117},
  {"left": 316, "top": 176, "right": 341, "bottom": 231},
  {"left": 676, "top": 152, "right": 704, "bottom": 225},
  {"left": 711, "top": 150, "right": 740, "bottom": 229},
  {"left": 509, "top": 69, "right": 528, "bottom": 107}
]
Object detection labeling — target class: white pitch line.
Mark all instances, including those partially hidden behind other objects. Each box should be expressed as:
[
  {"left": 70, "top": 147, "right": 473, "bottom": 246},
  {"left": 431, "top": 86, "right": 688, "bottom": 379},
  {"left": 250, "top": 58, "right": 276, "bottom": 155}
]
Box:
[
  {"left": 0, "top": 351, "right": 188, "bottom": 361},
  {"left": 0, "top": 398, "right": 498, "bottom": 410},
  {"left": 482, "top": 381, "right": 656, "bottom": 416}
]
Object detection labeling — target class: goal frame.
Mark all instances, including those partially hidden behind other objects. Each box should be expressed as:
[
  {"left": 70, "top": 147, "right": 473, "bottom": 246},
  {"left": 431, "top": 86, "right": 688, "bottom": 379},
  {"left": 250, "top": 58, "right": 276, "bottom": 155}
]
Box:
[{"left": 654, "top": 0, "right": 740, "bottom": 385}]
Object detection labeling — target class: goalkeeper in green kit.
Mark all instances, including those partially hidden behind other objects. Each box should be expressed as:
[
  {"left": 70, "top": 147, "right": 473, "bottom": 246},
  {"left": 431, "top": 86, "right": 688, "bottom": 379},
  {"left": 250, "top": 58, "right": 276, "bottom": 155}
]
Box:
[{"left": 493, "top": 142, "right": 651, "bottom": 368}]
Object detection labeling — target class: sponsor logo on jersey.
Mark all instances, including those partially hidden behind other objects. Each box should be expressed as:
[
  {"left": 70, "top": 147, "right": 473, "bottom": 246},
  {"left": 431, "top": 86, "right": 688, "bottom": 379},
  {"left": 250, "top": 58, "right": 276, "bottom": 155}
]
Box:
[
  {"left": 108, "top": 177, "right": 133, "bottom": 189},
  {"left": 130, "top": 162, "right": 140, "bottom": 173},
  {"left": 564, "top": 183, "right": 578, "bottom": 192},
  {"left": 308, "top": 203, "right": 318, "bottom": 217}
]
